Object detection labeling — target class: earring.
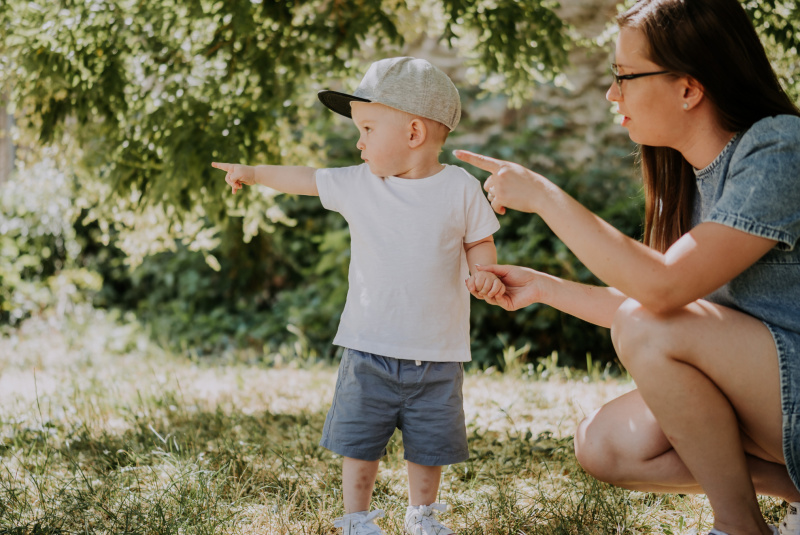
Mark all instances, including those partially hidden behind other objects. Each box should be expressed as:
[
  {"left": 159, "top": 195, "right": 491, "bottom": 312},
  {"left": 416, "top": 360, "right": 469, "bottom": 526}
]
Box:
[{"left": 683, "top": 103, "right": 689, "bottom": 110}]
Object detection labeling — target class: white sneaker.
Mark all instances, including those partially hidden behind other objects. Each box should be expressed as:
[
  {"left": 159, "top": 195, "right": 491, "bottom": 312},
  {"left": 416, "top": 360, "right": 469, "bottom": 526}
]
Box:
[
  {"left": 333, "top": 509, "right": 385, "bottom": 535},
  {"left": 780, "top": 502, "right": 800, "bottom": 535},
  {"left": 404, "top": 503, "right": 455, "bottom": 535}
]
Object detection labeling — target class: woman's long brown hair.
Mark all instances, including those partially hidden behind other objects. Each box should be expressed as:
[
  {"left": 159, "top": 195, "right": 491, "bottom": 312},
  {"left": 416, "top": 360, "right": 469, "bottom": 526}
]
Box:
[{"left": 618, "top": 0, "right": 800, "bottom": 252}]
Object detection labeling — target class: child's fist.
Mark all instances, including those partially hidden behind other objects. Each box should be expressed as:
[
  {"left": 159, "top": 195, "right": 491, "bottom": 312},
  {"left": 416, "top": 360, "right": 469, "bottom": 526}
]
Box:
[
  {"left": 466, "top": 269, "right": 506, "bottom": 300},
  {"left": 211, "top": 162, "right": 255, "bottom": 194}
]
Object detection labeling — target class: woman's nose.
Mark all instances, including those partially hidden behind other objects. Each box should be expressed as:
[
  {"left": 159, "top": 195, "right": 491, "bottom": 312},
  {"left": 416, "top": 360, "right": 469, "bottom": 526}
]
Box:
[{"left": 606, "top": 82, "right": 621, "bottom": 103}]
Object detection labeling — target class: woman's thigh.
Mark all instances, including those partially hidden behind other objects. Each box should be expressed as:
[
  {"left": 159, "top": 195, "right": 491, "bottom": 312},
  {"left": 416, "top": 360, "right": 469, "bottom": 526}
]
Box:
[{"left": 610, "top": 298, "right": 783, "bottom": 463}]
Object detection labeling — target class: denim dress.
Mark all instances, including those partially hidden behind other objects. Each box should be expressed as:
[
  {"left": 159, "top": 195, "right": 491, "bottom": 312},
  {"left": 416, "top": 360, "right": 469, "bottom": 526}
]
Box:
[{"left": 693, "top": 114, "right": 800, "bottom": 492}]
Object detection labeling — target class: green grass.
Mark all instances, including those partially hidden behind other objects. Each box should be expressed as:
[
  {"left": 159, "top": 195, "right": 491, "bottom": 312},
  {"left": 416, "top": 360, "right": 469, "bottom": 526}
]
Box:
[{"left": 0, "top": 305, "right": 787, "bottom": 534}]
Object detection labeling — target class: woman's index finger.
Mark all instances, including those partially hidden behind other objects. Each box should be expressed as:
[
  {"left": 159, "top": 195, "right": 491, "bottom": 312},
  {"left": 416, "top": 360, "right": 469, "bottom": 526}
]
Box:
[
  {"left": 211, "top": 162, "right": 232, "bottom": 172},
  {"left": 452, "top": 150, "right": 504, "bottom": 173}
]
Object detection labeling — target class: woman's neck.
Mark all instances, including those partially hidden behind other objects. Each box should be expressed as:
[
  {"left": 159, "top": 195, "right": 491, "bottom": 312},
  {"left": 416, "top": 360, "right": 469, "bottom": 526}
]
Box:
[{"left": 675, "top": 110, "right": 738, "bottom": 169}]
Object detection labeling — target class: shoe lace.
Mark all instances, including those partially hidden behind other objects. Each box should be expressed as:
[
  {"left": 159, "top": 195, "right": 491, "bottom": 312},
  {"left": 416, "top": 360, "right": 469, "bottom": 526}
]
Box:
[
  {"left": 781, "top": 503, "right": 800, "bottom": 535},
  {"left": 333, "top": 509, "right": 385, "bottom": 535},
  {"left": 406, "top": 503, "right": 451, "bottom": 535},
  {"left": 788, "top": 504, "right": 800, "bottom": 521}
]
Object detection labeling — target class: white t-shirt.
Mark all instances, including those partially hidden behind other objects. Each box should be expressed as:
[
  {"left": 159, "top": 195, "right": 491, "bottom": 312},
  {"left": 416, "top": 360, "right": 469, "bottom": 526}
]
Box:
[{"left": 315, "top": 163, "right": 500, "bottom": 362}]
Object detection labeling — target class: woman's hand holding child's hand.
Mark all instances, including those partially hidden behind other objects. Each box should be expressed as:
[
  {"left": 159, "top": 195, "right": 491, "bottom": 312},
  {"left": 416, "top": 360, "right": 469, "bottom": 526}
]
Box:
[
  {"left": 211, "top": 162, "right": 256, "bottom": 194},
  {"left": 466, "top": 265, "right": 546, "bottom": 311},
  {"left": 466, "top": 270, "right": 506, "bottom": 302}
]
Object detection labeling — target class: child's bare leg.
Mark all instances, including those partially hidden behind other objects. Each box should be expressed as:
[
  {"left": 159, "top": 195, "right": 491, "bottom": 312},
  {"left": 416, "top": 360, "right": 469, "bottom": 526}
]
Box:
[
  {"left": 343, "top": 457, "right": 380, "bottom": 513},
  {"left": 407, "top": 461, "right": 442, "bottom": 505}
]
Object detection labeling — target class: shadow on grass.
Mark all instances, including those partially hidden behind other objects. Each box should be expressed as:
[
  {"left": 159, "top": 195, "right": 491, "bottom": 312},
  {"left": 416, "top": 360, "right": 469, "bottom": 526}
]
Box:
[{"left": 0, "top": 389, "right": 711, "bottom": 534}]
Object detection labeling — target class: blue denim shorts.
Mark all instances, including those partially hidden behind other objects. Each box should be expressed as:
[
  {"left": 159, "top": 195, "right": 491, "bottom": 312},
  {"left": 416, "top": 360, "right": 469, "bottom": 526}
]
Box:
[
  {"left": 319, "top": 348, "right": 469, "bottom": 466},
  {"left": 766, "top": 323, "right": 800, "bottom": 493}
]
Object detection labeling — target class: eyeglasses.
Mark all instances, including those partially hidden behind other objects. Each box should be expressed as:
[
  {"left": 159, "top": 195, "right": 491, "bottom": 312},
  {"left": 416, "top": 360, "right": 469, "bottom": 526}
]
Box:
[{"left": 610, "top": 63, "right": 670, "bottom": 96}]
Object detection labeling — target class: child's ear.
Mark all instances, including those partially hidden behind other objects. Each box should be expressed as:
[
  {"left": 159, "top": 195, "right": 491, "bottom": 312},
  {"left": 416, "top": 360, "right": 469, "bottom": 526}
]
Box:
[{"left": 408, "top": 118, "right": 427, "bottom": 148}]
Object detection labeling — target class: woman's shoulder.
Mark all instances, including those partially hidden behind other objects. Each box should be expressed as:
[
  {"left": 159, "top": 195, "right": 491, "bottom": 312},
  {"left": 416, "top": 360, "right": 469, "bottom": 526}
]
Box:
[
  {"left": 732, "top": 114, "right": 800, "bottom": 162},
  {"left": 740, "top": 114, "right": 800, "bottom": 145}
]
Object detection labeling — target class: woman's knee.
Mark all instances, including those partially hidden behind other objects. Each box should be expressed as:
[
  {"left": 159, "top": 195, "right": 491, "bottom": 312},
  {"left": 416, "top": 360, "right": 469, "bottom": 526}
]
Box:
[
  {"left": 611, "top": 298, "right": 675, "bottom": 369},
  {"left": 574, "top": 410, "right": 626, "bottom": 484}
]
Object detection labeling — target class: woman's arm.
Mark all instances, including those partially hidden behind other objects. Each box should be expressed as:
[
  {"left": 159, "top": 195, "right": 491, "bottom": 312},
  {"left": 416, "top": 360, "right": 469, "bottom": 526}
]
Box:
[
  {"left": 470, "top": 264, "right": 627, "bottom": 327},
  {"left": 454, "top": 150, "right": 776, "bottom": 314}
]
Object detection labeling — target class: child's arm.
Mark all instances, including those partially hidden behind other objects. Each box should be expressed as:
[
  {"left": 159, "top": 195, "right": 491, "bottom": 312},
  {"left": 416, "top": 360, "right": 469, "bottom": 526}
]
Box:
[
  {"left": 211, "top": 162, "right": 319, "bottom": 196},
  {"left": 464, "top": 236, "right": 505, "bottom": 299}
]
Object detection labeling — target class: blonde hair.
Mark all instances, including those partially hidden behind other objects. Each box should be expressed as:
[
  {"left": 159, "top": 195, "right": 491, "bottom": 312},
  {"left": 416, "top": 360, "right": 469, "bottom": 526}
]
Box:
[
  {"left": 383, "top": 106, "right": 450, "bottom": 147},
  {"left": 420, "top": 117, "right": 451, "bottom": 146}
]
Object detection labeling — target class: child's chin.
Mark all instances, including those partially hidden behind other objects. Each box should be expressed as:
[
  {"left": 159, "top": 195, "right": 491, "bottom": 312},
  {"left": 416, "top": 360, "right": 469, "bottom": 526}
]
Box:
[{"left": 368, "top": 165, "right": 386, "bottom": 178}]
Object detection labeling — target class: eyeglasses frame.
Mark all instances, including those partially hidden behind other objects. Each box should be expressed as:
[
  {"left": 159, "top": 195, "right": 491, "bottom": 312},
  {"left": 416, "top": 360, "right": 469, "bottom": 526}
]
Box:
[{"left": 610, "top": 63, "right": 671, "bottom": 95}]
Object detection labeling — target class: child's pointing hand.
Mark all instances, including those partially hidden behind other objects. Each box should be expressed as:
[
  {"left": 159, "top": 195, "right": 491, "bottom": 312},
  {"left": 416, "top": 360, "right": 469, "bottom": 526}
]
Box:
[{"left": 211, "top": 162, "right": 255, "bottom": 194}]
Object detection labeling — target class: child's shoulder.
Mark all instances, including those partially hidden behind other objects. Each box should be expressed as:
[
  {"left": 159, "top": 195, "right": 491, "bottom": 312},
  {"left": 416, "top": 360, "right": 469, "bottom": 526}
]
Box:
[
  {"left": 441, "top": 163, "right": 484, "bottom": 188},
  {"left": 316, "top": 163, "right": 371, "bottom": 180}
]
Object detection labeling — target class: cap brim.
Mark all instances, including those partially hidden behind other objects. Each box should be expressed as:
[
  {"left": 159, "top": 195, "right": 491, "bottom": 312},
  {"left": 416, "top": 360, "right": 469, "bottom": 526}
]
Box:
[{"left": 318, "top": 90, "right": 372, "bottom": 118}]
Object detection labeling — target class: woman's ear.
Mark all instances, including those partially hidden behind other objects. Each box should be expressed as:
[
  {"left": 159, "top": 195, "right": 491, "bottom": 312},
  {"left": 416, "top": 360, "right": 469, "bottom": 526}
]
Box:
[
  {"left": 408, "top": 118, "right": 427, "bottom": 148},
  {"left": 681, "top": 76, "right": 705, "bottom": 111}
]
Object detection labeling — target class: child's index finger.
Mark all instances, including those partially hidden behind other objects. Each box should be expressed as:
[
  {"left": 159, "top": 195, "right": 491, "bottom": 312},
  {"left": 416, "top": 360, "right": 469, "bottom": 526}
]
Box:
[
  {"left": 211, "top": 162, "right": 232, "bottom": 172},
  {"left": 452, "top": 150, "right": 504, "bottom": 174}
]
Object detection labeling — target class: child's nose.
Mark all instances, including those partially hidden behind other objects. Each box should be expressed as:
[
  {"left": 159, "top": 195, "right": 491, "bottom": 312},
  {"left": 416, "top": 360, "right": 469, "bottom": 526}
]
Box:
[{"left": 356, "top": 138, "right": 365, "bottom": 150}]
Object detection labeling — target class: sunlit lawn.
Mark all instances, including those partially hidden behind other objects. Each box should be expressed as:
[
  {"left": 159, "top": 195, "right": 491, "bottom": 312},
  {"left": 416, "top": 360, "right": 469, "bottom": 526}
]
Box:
[{"left": 0, "top": 305, "right": 786, "bottom": 534}]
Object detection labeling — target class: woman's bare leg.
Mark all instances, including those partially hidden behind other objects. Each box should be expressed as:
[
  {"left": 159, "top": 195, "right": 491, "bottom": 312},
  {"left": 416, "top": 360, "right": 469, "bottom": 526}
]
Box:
[
  {"left": 575, "top": 299, "right": 796, "bottom": 535},
  {"left": 575, "top": 390, "right": 800, "bottom": 500}
]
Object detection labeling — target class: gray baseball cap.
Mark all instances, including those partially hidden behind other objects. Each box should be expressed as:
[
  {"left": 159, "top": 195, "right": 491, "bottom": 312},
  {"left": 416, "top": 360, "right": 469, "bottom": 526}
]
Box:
[{"left": 318, "top": 57, "right": 461, "bottom": 131}]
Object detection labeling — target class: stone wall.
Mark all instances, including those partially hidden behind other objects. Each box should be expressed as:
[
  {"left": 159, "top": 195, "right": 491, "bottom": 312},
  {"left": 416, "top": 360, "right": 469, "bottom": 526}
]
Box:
[
  {"left": 543, "top": 0, "right": 629, "bottom": 163},
  {"left": 406, "top": 0, "right": 632, "bottom": 169}
]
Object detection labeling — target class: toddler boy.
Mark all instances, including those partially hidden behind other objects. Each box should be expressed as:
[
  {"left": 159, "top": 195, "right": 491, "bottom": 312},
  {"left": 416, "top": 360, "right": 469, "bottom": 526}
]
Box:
[{"left": 212, "top": 56, "right": 504, "bottom": 535}]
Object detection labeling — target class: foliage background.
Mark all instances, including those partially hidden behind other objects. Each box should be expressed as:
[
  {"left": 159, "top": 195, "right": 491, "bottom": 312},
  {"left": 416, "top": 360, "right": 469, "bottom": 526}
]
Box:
[{"left": 1, "top": 0, "right": 798, "bottom": 368}]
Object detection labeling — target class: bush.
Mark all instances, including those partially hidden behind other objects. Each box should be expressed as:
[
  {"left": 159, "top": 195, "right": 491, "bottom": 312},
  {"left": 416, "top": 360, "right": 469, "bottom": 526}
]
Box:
[
  {"left": 1, "top": 97, "right": 641, "bottom": 368},
  {"left": 0, "top": 158, "right": 101, "bottom": 326}
]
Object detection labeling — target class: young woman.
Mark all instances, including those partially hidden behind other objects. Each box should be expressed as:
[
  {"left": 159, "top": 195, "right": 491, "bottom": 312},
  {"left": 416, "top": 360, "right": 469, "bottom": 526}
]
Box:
[{"left": 456, "top": 0, "right": 800, "bottom": 533}]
